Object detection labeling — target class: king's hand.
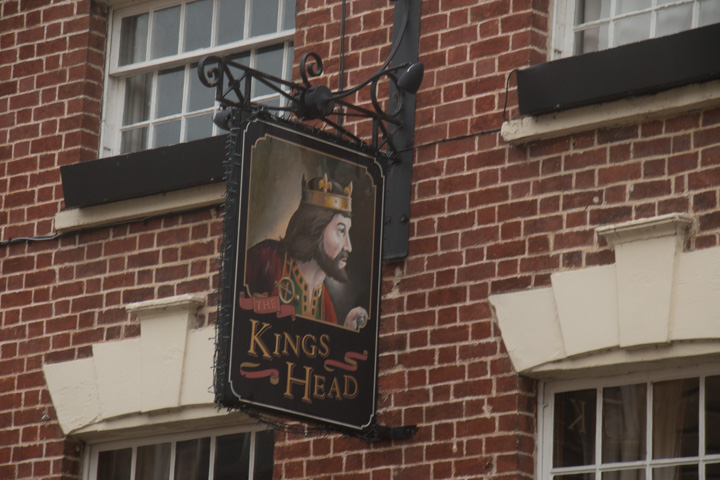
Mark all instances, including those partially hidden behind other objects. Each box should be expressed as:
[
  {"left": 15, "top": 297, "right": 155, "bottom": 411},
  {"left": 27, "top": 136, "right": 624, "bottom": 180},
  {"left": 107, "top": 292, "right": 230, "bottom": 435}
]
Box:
[{"left": 344, "top": 307, "right": 368, "bottom": 331}]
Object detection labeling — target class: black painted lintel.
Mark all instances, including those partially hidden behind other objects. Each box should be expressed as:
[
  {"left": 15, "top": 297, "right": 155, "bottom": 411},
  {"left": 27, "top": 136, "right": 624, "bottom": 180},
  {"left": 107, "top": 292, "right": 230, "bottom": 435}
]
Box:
[
  {"left": 517, "top": 23, "right": 720, "bottom": 116},
  {"left": 60, "top": 135, "right": 228, "bottom": 209}
]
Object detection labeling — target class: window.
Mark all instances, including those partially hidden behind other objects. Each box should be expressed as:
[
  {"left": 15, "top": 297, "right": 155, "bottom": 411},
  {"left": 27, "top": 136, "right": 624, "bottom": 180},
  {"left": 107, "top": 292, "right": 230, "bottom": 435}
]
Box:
[
  {"left": 552, "top": 0, "right": 720, "bottom": 58},
  {"left": 540, "top": 366, "right": 720, "bottom": 480},
  {"left": 102, "top": 0, "right": 295, "bottom": 155},
  {"left": 86, "top": 427, "right": 274, "bottom": 480}
]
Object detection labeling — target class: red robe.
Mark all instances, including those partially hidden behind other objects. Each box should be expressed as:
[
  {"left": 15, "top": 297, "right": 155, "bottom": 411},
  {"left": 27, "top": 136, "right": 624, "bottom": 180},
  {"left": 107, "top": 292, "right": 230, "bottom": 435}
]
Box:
[{"left": 245, "top": 240, "right": 338, "bottom": 324}]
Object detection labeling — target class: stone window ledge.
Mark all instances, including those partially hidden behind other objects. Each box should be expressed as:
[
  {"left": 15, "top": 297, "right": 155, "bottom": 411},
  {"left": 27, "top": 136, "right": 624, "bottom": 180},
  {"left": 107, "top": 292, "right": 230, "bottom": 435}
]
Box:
[
  {"left": 54, "top": 183, "right": 225, "bottom": 233},
  {"left": 502, "top": 79, "right": 720, "bottom": 145}
]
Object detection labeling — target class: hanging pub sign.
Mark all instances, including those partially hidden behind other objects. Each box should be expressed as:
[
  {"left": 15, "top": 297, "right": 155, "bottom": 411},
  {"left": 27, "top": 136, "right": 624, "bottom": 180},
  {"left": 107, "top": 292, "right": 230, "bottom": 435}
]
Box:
[{"left": 215, "top": 118, "right": 385, "bottom": 434}]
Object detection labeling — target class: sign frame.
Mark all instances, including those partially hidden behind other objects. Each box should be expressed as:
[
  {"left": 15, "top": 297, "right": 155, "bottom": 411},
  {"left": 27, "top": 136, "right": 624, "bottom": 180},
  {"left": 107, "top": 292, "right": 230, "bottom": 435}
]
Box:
[{"left": 215, "top": 118, "right": 386, "bottom": 435}]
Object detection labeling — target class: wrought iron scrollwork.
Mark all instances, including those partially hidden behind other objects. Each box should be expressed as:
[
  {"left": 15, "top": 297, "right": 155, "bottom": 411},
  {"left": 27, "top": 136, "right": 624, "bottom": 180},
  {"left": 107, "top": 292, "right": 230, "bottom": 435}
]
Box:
[{"left": 197, "top": 31, "right": 423, "bottom": 159}]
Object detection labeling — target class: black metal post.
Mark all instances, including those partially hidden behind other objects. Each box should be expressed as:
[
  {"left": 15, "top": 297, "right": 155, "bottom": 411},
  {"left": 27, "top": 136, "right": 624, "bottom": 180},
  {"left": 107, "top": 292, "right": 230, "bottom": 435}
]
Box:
[{"left": 383, "top": 0, "right": 422, "bottom": 261}]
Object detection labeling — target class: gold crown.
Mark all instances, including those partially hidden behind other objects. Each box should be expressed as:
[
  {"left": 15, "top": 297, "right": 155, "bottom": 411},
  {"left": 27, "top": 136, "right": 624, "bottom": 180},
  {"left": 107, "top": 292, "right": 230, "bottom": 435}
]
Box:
[{"left": 301, "top": 174, "right": 352, "bottom": 214}]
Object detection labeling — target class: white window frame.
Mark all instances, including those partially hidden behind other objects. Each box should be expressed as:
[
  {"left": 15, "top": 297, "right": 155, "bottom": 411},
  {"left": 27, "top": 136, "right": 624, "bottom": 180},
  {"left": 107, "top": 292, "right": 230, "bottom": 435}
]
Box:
[
  {"left": 551, "top": 0, "right": 715, "bottom": 60},
  {"left": 539, "top": 363, "right": 720, "bottom": 480},
  {"left": 83, "top": 425, "right": 273, "bottom": 480},
  {"left": 100, "top": 0, "right": 295, "bottom": 157}
]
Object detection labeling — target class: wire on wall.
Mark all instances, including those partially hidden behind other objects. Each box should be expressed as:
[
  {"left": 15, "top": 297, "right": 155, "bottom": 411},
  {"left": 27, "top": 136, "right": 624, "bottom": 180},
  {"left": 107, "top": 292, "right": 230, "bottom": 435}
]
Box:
[{"left": 0, "top": 234, "right": 61, "bottom": 247}]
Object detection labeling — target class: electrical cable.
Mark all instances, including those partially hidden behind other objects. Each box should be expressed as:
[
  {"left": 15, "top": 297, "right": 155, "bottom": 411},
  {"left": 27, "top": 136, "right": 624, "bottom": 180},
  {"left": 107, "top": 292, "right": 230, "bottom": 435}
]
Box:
[
  {"left": 395, "top": 68, "right": 518, "bottom": 154},
  {"left": 502, "top": 68, "right": 519, "bottom": 122},
  {"left": 397, "top": 128, "right": 502, "bottom": 154},
  {"left": 0, "top": 234, "right": 61, "bottom": 247}
]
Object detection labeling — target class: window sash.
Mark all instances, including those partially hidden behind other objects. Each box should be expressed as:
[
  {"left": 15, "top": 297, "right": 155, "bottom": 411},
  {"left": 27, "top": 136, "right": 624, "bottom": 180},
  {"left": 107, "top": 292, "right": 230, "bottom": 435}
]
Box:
[
  {"left": 84, "top": 425, "right": 273, "bottom": 480},
  {"left": 551, "top": 0, "right": 719, "bottom": 59},
  {"left": 108, "top": 0, "right": 294, "bottom": 76},
  {"left": 540, "top": 365, "right": 720, "bottom": 480},
  {"left": 101, "top": 0, "right": 295, "bottom": 156}
]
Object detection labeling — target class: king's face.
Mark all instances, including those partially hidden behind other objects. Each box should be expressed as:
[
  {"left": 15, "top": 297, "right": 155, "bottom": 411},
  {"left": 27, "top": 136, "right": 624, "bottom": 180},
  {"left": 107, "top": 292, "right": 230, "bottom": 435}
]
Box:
[{"left": 322, "top": 213, "right": 352, "bottom": 269}]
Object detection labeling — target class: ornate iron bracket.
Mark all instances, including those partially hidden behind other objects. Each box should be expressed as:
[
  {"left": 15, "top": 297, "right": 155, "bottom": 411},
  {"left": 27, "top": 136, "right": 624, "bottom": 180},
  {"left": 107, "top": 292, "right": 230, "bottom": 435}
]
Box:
[
  {"left": 198, "top": 0, "right": 423, "bottom": 259},
  {"left": 198, "top": 53, "right": 422, "bottom": 157},
  {"left": 197, "top": 0, "right": 422, "bottom": 160}
]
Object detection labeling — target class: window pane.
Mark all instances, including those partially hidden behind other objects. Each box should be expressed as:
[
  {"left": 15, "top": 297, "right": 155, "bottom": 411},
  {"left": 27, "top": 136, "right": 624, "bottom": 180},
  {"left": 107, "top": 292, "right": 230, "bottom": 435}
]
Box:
[
  {"left": 184, "top": 0, "right": 212, "bottom": 52},
  {"left": 226, "top": 52, "right": 250, "bottom": 104},
  {"left": 617, "top": 0, "right": 651, "bottom": 15},
  {"left": 253, "top": 46, "right": 284, "bottom": 98},
  {"left": 603, "top": 384, "right": 646, "bottom": 463},
  {"left": 602, "top": 470, "right": 645, "bottom": 480},
  {"left": 156, "top": 68, "right": 184, "bottom": 118},
  {"left": 119, "top": 14, "right": 148, "bottom": 66},
  {"left": 656, "top": 4, "right": 692, "bottom": 38},
  {"left": 253, "top": 430, "right": 275, "bottom": 480},
  {"left": 123, "top": 74, "right": 152, "bottom": 125},
  {"left": 97, "top": 448, "right": 132, "bottom": 480},
  {"left": 653, "top": 378, "right": 699, "bottom": 459},
  {"left": 258, "top": 96, "right": 281, "bottom": 109},
  {"left": 250, "top": 0, "right": 279, "bottom": 37},
  {"left": 576, "top": 0, "right": 610, "bottom": 24},
  {"left": 614, "top": 13, "right": 651, "bottom": 47},
  {"left": 174, "top": 437, "right": 210, "bottom": 480},
  {"left": 150, "top": 6, "right": 181, "bottom": 59},
  {"left": 285, "top": 42, "right": 293, "bottom": 84},
  {"left": 121, "top": 127, "right": 147, "bottom": 154},
  {"left": 708, "top": 463, "right": 720, "bottom": 480},
  {"left": 555, "top": 474, "right": 594, "bottom": 480},
  {"left": 554, "top": 389, "right": 597, "bottom": 467},
  {"left": 214, "top": 432, "right": 251, "bottom": 480},
  {"left": 153, "top": 120, "right": 181, "bottom": 148},
  {"left": 652, "top": 465, "right": 697, "bottom": 480},
  {"left": 136, "top": 443, "right": 171, "bottom": 480},
  {"left": 217, "top": 0, "right": 246, "bottom": 45},
  {"left": 575, "top": 24, "right": 609, "bottom": 54},
  {"left": 188, "top": 64, "right": 215, "bottom": 112},
  {"left": 707, "top": 375, "right": 720, "bottom": 454},
  {"left": 282, "top": 0, "right": 296, "bottom": 31},
  {"left": 699, "top": 0, "right": 720, "bottom": 27},
  {"left": 185, "top": 113, "right": 213, "bottom": 142}
]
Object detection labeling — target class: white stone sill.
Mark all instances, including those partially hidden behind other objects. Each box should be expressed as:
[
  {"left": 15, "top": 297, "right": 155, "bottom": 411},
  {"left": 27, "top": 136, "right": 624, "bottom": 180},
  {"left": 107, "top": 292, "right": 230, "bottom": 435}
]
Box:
[
  {"left": 54, "top": 183, "right": 226, "bottom": 234},
  {"left": 502, "top": 79, "right": 720, "bottom": 144}
]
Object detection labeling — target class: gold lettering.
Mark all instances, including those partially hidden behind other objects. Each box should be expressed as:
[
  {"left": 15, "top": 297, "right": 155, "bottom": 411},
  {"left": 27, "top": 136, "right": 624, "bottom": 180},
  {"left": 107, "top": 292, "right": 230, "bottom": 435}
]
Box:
[
  {"left": 343, "top": 375, "right": 358, "bottom": 399},
  {"left": 284, "top": 362, "right": 312, "bottom": 403},
  {"left": 313, "top": 374, "right": 326, "bottom": 399},
  {"left": 327, "top": 376, "right": 342, "bottom": 400},
  {"left": 273, "top": 333, "right": 282, "bottom": 356},
  {"left": 255, "top": 297, "right": 275, "bottom": 312},
  {"left": 282, "top": 332, "right": 300, "bottom": 357},
  {"left": 318, "top": 334, "right": 331, "bottom": 357},
  {"left": 302, "top": 334, "right": 317, "bottom": 357},
  {"left": 248, "top": 319, "right": 272, "bottom": 359}
]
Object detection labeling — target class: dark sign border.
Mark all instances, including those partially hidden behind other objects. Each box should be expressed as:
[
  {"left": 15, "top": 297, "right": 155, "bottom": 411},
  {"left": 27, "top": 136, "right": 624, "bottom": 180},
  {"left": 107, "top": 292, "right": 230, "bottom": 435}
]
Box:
[{"left": 216, "top": 118, "right": 385, "bottom": 434}]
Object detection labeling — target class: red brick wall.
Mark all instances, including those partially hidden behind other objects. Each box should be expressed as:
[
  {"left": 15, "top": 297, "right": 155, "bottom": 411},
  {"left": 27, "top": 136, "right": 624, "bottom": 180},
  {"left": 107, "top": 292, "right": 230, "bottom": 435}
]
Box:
[
  {"left": 3, "top": 0, "right": 720, "bottom": 479},
  {"left": 2, "top": 1, "right": 109, "bottom": 478}
]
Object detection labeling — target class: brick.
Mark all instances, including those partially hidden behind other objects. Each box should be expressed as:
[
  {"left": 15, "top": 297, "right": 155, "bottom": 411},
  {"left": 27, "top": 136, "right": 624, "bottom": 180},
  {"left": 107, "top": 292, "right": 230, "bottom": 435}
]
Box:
[
  {"left": 565, "top": 147, "right": 607, "bottom": 170},
  {"left": 497, "top": 200, "right": 537, "bottom": 221},
  {"left": 694, "top": 126, "right": 720, "bottom": 148},
  {"left": 629, "top": 179, "right": 672, "bottom": 200},
  {"left": 487, "top": 240, "right": 525, "bottom": 259},
  {"left": 428, "top": 287, "right": 466, "bottom": 307},
  {"left": 633, "top": 137, "right": 672, "bottom": 158},
  {"left": 589, "top": 206, "right": 633, "bottom": 225},
  {"left": 2, "top": 257, "right": 34, "bottom": 274},
  {"left": 693, "top": 191, "right": 717, "bottom": 211}
]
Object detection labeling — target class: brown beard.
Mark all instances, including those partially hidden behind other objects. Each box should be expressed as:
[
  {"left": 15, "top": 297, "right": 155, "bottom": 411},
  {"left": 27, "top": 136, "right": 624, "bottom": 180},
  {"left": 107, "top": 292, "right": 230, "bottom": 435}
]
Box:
[{"left": 315, "top": 244, "right": 349, "bottom": 283}]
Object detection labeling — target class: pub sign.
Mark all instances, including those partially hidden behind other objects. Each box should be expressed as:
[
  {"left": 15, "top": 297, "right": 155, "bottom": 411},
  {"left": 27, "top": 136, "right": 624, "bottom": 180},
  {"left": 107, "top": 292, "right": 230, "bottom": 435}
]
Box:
[{"left": 215, "top": 119, "right": 385, "bottom": 433}]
